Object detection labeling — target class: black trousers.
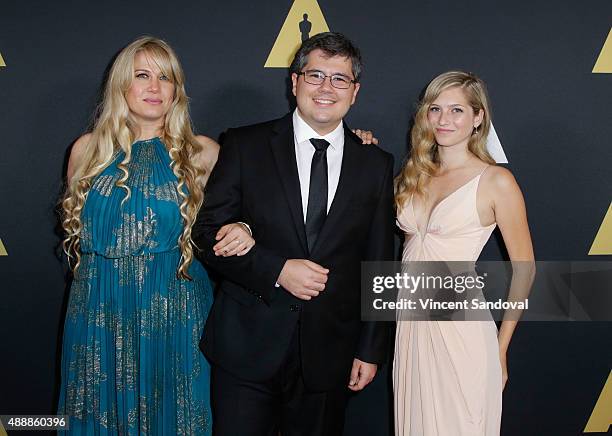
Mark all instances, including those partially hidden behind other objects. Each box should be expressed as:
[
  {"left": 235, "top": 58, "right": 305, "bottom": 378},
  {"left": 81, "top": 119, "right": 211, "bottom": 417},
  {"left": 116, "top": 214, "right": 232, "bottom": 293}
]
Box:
[{"left": 211, "top": 325, "right": 349, "bottom": 436}]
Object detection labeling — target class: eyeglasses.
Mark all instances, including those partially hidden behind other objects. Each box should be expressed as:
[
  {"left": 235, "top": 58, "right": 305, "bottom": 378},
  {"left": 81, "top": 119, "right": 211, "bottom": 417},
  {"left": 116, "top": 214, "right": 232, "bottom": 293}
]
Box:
[{"left": 297, "top": 70, "right": 356, "bottom": 89}]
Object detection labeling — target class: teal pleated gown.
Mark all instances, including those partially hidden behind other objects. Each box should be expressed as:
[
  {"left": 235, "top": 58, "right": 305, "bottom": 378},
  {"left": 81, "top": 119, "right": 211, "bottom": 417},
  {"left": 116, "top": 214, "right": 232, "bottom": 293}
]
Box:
[{"left": 58, "top": 138, "right": 212, "bottom": 435}]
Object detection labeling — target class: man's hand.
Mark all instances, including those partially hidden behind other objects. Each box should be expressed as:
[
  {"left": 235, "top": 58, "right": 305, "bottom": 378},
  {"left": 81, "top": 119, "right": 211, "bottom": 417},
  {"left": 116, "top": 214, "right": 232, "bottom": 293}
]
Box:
[
  {"left": 277, "top": 259, "right": 329, "bottom": 300},
  {"left": 348, "top": 358, "right": 377, "bottom": 391}
]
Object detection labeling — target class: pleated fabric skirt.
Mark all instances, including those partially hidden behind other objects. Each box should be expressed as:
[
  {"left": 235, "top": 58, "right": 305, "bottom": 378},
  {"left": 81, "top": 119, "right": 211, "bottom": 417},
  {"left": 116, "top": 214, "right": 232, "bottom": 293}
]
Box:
[
  {"left": 393, "top": 320, "right": 502, "bottom": 436},
  {"left": 58, "top": 250, "right": 212, "bottom": 435}
]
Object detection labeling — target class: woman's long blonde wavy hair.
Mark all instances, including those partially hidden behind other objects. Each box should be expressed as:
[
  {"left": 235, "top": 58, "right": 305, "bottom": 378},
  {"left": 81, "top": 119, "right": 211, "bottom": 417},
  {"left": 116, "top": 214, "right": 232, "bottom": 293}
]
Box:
[
  {"left": 62, "top": 36, "right": 205, "bottom": 280},
  {"left": 394, "top": 71, "right": 495, "bottom": 212}
]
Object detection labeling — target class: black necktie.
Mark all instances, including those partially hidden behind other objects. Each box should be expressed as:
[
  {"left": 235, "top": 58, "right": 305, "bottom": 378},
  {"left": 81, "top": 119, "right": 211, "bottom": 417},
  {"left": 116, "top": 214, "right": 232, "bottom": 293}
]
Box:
[{"left": 305, "top": 138, "right": 330, "bottom": 253}]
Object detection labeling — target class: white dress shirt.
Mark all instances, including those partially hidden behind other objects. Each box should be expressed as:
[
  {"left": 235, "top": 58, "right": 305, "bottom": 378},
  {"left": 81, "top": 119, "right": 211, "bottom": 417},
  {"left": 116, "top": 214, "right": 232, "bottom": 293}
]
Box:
[{"left": 292, "top": 109, "right": 344, "bottom": 222}]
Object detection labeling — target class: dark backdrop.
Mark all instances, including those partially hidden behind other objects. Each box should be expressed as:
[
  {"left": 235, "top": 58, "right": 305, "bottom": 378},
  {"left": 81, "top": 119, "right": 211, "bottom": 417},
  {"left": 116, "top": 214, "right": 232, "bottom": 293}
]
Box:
[{"left": 0, "top": 1, "right": 611, "bottom": 435}]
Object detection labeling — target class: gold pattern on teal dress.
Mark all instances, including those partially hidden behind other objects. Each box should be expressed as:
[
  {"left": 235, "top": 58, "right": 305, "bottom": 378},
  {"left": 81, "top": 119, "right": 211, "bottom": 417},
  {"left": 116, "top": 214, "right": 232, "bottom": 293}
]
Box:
[{"left": 58, "top": 138, "right": 212, "bottom": 435}]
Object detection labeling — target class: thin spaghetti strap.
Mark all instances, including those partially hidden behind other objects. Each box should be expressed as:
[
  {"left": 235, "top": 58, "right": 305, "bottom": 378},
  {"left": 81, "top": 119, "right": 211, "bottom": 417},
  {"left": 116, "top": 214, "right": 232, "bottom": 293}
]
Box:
[{"left": 478, "top": 165, "right": 492, "bottom": 177}]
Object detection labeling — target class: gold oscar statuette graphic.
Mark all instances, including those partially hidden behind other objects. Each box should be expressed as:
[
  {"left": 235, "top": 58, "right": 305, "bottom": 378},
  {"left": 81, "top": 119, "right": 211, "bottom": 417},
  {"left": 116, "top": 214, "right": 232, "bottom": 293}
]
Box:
[
  {"left": 265, "top": 0, "right": 329, "bottom": 68},
  {"left": 588, "top": 202, "right": 612, "bottom": 255},
  {"left": 593, "top": 28, "right": 612, "bottom": 73},
  {"left": 0, "top": 418, "right": 7, "bottom": 436},
  {"left": 0, "top": 238, "right": 7, "bottom": 256},
  {"left": 584, "top": 370, "right": 612, "bottom": 433},
  {"left": 0, "top": 51, "right": 5, "bottom": 67}
]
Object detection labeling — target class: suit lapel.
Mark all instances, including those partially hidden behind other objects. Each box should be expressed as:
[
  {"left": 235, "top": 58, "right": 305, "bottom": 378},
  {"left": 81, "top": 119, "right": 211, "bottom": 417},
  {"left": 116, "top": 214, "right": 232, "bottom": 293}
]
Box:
[
  {"left": 269, "top": 114, "right": 309, "bottom": 255},
  {"left": 310, "top": 126, "right": 362, "bottom": 256}
]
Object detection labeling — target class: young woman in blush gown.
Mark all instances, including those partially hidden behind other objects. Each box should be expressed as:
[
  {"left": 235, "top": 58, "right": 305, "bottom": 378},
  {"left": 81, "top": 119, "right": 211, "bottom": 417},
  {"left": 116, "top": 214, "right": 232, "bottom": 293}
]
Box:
[
  {"left": 58, "top": 36, "right": 254, "bottom": 435},
  {"left": 393, "top": 71, "right": 534, "bottom": 436}
]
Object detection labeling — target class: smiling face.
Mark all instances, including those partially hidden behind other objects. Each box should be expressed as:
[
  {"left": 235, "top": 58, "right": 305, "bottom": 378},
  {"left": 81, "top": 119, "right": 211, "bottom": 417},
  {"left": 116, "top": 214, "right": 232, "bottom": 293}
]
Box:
[
  {"left": 291, "top": 49, "right": 360, "bottom": 135},
  {"left": 427, "top": 86, "right": 483, "bottom": 149},
  {"left": 125, "top": 50, "right": 175, "bottom": 128}
]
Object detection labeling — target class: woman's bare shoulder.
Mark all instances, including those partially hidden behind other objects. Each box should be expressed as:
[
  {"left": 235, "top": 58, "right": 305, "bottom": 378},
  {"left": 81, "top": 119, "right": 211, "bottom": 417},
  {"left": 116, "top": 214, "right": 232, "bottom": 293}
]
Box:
[
  {"left": 67, "top": 133, "right": 93, "bottom": 180},
  {"left": 193, "top": 135, "right": 220, "bottom": 172},
  {"left": 481, "top": 165, "right": 522, "bottom": 195}
]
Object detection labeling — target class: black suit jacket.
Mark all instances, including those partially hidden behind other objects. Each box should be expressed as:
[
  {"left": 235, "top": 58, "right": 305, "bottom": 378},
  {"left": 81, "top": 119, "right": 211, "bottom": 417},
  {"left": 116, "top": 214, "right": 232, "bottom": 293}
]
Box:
[{"left": 192, "top": 113, "right": 394, "bottom": 391}]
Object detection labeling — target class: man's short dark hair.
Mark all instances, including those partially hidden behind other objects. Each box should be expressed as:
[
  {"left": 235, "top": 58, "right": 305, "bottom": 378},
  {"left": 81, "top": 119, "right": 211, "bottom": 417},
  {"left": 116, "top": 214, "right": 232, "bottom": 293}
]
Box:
[{"left": 289, "top": 32, "right": 363, "bottom": 82}]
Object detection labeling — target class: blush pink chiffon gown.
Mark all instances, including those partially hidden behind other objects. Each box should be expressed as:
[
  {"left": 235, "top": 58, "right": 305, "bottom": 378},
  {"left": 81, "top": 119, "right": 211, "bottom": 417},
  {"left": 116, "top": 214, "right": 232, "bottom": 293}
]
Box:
[{"left": 393, "top": 168, "right": 502, "bottom": 436}]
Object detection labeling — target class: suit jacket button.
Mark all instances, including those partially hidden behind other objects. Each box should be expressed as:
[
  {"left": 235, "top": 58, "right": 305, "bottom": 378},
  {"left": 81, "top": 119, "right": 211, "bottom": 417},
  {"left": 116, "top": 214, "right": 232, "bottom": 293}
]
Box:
[{"left": 290, "top": 304, "right": 300, "bottom": 312}]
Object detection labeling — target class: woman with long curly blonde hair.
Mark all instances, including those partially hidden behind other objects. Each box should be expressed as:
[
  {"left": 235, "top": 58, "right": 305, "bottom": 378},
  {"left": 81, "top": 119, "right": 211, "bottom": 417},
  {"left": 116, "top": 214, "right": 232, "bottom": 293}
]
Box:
[
  {"left": 58, "top": 36, "right": 253, "bottom": 435},
  {"left": 393, "top": 71, "right": 534, "bottom": 435}
]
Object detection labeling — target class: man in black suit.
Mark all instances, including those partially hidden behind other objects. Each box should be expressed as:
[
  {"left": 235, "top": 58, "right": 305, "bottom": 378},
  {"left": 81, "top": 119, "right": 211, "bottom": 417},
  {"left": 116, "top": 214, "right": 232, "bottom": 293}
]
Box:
[{"left": 192, "top": 32, "right": 394, "bottom": 435}]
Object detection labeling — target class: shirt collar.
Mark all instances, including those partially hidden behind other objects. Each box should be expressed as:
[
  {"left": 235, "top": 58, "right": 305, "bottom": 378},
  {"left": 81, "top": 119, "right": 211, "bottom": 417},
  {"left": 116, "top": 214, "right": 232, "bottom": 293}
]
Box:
[{"left": 293, "top": 109, "right": 344, "bottom": 150}]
